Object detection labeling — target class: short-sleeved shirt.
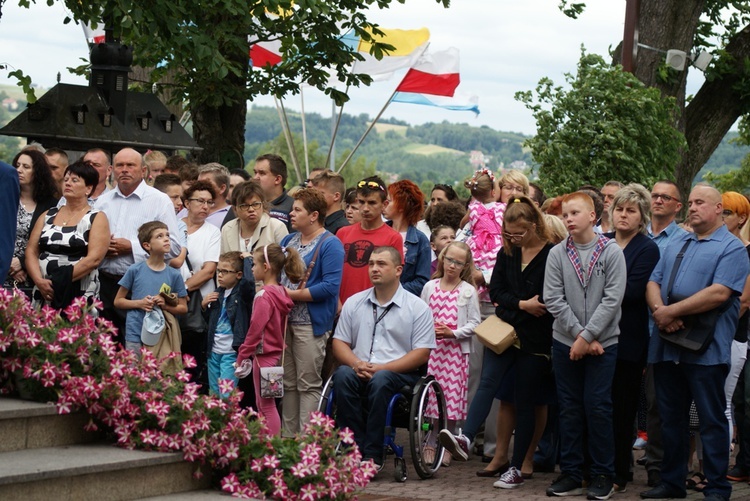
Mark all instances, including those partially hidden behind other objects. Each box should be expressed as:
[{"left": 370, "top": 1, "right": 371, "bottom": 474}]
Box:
[
  {"left": 647, "top": 220, "right": 689, "bottom": 254},
  {"left": 648, "top": 225, "right": 750, "bottom": 366},
  {"left": 119, "top": 262, "right": 187, "bottom": 343},
  {"left": 337, "top": 223, "right": 403, "bottom": 304},
  {"left": 334, "top": 285, "right": 436, "bottom": 365}
]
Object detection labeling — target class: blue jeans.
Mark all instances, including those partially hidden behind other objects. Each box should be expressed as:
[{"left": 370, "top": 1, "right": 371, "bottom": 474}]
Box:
[
  {"left": 654, "top": 362, "right": 731, "bottom": 499},
  {"left": 332, "top": 366, "right": 419, "bottom": 462},
  {"left": 208, "top": 351, "right": 238, "bottom": 399},
  {"left": 552, "top": 340, "right": 617, "bottom": 481}
]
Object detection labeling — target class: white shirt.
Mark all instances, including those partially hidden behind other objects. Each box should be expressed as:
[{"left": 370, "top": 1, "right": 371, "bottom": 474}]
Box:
[
  {"left": 94, "top": 180, "right": 182, "bottom": 275},
  {"left": 185, "top": 221, "right": 221, "bottom": 299}
]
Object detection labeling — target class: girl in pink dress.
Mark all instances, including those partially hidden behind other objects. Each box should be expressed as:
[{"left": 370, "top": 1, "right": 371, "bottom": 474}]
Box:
[
  {"left": 462, "top": 169, "right": 506, "bottom": 302},
  {"left": 420, "top": 241, "right": 481, "bottom": 465}
]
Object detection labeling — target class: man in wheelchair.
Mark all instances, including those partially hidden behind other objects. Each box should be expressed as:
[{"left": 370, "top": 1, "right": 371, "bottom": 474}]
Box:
[{"left": 331, "top": 246, "right": 436, "bottom": 472}]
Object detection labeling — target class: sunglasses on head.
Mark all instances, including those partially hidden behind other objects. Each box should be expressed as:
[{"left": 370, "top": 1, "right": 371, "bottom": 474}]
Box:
[{"left": 357, "top": 180, "right": 386, "bottom": 191}]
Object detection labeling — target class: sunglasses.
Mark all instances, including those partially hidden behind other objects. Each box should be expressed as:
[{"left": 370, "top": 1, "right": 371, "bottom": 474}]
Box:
[{"left": 357, "top": 180, "right": 386, "bottom": 191}]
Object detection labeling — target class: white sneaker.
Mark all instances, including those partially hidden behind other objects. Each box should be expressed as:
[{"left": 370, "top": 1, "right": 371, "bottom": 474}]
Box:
[{"left": 494, "top": 466, "right": 524, "bottom": 489}]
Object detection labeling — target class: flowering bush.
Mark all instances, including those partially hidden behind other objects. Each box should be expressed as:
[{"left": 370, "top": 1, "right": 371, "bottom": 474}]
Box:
[{"left": 0, "top": 288, "right": 374, "bottom": 499}]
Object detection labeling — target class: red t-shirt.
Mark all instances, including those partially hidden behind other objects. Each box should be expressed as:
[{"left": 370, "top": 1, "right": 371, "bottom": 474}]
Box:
[{"left": 337, "top": 223, "right": 404, "bottom": 304}]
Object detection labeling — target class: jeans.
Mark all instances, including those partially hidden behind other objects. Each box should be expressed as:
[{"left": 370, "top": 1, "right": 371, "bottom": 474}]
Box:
[
  {"left": 208, "top": 351, "right": 238, "bottom": 398},
  {"left": 552, "top": 339, "right": 617, "bottom": 481},
  {"left": 654, "top": 361, "right": 731, "bottom": 499},
  {"left": 332, "top": 366, "right": 419, "bottom": 462}
]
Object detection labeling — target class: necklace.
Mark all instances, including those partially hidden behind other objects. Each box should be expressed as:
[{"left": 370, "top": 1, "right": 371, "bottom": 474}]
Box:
[{"left": 60, "top": 205, "right": 88, "bottom": 226}]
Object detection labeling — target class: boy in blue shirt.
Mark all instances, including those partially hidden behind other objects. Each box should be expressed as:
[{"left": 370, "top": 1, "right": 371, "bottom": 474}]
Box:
[
  {"left": 201, "top": 251, "right": 254, "bottom": 398},
  {"left": 115, "top": 221, "right": 188, "bottom": 354}
]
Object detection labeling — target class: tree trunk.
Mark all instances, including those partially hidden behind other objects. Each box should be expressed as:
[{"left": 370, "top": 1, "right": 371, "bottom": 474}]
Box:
[
  {"left": 189, "top": 38, "right": 248, "bottom": 168},
  {"left": 678, "top": 25, "right": 750, "bottom": 201},
  {"left": 191, "top": 99, "right": 247, "bottom": 167}
]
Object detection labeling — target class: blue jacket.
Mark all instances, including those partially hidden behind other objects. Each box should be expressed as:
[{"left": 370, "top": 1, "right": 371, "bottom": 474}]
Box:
[
  {"left": 205, "top": 257, "right": 255, "bottom": 351},
  {"left": 400, "top": 225, "right": 432, "bottom": 296},
  {"left": 281, "top": 230, "right": 344, "bottom": 336},
  {"left": 0, "top": 162, "right": 19, "bottom": 283}
]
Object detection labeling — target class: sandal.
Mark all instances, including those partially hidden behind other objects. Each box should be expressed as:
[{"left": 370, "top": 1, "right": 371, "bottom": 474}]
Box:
[{"left": 686, "top": 471, "right": 707, "bottom": 492}]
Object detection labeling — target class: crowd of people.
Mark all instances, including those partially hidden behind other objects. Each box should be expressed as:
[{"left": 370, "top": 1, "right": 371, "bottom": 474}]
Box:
[{"left": 3, "top": 143, "right": 750, "bottom": 501}]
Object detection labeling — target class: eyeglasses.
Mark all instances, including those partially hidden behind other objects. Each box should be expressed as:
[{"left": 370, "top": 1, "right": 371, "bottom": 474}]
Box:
[
  {"left": 444, "top": 257, "right": 466, "bottom": 268},
  {"left": 502, "top": 184, "right": 524, "bottom": 193},
  {"left": 217, "top": 269, "right": 239, "bottom": 275},
  {"left": 237, "top": 201, "right": 263, "bottom": 212},
  {"left": 503, "top": 229, "right": 528, "bottom": 240},
  {"left": 651, "top": 193, "right": 679, "bottom": 203},
  {"left": 357, "top": 180, "right": 386, "bottom": 191},
  {"left": 723, "top": 209, "right": 734, "bottom": 217},
  {"left": 188, "top": 198, "right": 215, "bottom": 207}
]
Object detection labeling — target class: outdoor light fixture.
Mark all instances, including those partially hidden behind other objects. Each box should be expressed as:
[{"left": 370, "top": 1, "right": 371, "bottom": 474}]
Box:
[
  {"left": 137, "top": 111, "right": 152, "bottom": 131},
  {"left": 665, "top": 50, "right": 687, "bottom": 71},
  {"left": 637, "top": 43, "right": 712, "bottom": 73},
  {"left": 72, "top": 104, "right": 88, "bottom": 125},
  {"left": 692, "top": 51, "right": 713, "bottom": 71}
]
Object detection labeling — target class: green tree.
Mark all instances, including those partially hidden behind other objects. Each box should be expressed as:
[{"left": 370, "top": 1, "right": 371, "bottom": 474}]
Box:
[
  {"left": 558, "top": 1, "right": 750, "bottom": 203},
  {"left": 516, "top": 50, "right": 686, "bottom": 195},
  {"left": 9, "top": 0, "right": 447, "bottom": 164}
]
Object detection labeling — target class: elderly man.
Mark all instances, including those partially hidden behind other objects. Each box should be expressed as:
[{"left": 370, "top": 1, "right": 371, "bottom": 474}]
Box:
[
  {"left": 94, "top": 148, "right": 182, "bottom": 342},
  {"left": 332, "top": 246, "right": 435, "bottom": 472},
  {"left": 641, "top": 184, "right": 750, "bottom": 501}
]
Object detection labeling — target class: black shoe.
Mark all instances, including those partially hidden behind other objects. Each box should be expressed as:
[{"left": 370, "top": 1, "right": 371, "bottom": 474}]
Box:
[
  {"left": 636, "top": 455, "right": 648, "bottom": 466},
  {"left": 640, "top": 485, "right": 687, "bottom": 499},
  {"left": 547, "top": 473, "right": 583, "bottom": 497},
  {"left": 587, "top": 475, "right": 614, "bottom": 500},
  {"left": 727, "top": 464, "right": 749, "bottom": 481},
  {"left": 646, "top": 469, "right": 661, "bottom": 487}
]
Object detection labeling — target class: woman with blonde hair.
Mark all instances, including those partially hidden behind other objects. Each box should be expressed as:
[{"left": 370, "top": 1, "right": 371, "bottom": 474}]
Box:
[{"left": 441, "top": 197, "right": 555, "bottom": 490}]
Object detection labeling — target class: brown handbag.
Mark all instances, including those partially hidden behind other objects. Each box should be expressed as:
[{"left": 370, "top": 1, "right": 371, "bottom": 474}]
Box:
[{"left": 474, "top": 315, "right": 518, "bottom": 354}]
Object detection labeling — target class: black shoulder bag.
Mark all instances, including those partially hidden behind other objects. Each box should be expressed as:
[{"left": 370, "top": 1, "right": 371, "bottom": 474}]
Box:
[{"left": 659, "top": 240, "right": 731, "bottom": 354}]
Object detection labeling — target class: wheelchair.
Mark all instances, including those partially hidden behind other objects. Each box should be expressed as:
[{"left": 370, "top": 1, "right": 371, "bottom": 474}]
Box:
[{"left": 318, "top": 369, "right": 448, "bottom": 482}]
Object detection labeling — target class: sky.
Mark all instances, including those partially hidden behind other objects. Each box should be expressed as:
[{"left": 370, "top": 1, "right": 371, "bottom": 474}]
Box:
[{"left": 0, "top": 0, "right": 705, "bottom": 135}]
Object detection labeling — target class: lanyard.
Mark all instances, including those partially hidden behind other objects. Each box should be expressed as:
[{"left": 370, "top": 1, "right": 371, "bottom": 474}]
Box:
[{"left": 368, "top": 302, "right": 394, "bottom": 360}]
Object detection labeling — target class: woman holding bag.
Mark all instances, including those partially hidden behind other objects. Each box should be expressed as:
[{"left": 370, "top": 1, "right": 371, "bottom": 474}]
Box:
[
  {"left": 280, "top": 188, "right": 344, "bottom": 435},
  {"left": 440, "top": 197, "right": 555, "bottom": 490}
]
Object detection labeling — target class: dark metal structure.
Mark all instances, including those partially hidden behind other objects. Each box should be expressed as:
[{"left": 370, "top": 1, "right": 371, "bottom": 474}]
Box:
[{"left": 0, "top": 33, "right": 200, "bottom": 154}]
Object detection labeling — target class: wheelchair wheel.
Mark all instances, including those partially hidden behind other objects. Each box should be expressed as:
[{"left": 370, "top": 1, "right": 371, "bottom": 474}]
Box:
[
  {"left": 318, "top": 376, "right": 335, "bottom": 417},
  {"left": 409, "top": 375, "right": 446, "bottom": 479}
]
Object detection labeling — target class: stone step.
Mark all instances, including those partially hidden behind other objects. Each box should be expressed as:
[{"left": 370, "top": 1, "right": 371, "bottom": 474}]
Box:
[
  {"left": 0, "top": 397, "right": 99, "bottom": 452},
  {"left": 0, "top": 443, "right": 210, "bottom": 501},
  {"left": 139, "top": 491, "right": 230, "bottom": 500}
]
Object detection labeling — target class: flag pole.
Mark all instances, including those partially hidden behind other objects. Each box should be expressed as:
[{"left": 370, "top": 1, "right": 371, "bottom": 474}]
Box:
[
  {"left": 274, "top": 97, "right": 303, "bottom": 183},
  {"left": 300, "top": 87, "right": 310, "bottom": 178},
  {"left": 325, "top": 84, "right": 350, "bottom": 171},
  {"left": 337, "top": 43, "right": 430, "bottom": 173}
]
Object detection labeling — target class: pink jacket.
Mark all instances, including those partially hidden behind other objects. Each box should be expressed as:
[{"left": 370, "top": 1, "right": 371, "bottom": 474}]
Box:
[{"left": 237, "top": 285, "right": 294, "bottom": 363}]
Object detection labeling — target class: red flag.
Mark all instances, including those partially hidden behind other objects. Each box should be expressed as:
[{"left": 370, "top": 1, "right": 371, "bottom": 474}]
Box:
[{"left": 395, "top": 48, "right": 460, "bottom": 97}]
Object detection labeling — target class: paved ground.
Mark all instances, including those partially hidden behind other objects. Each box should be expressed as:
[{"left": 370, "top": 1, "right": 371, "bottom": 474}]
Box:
[{"left": 358, "top": 431, "right": 750, "bottom": 501}]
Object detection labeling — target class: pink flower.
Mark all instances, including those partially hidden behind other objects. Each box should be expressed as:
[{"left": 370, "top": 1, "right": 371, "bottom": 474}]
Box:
[
  {"left": 220, "top": 473, "right": 241, "bottom": 494},
  {"left": 224, "top": 442, "right": 239, "bottom": 461},
  {"left": 262, "top": 454, "right": 280, "bottom": 469},
  {"left": 182, "top": 353, "right": 197, "bottom": 369},
  {"left": 299, "top": 483, "right": 318, "bottom": 501},
  {"left": 339, "top": 427, "right": 355, "bottom": 445},
  {"left": 218, "top": 378, "right": 235, "bottom": 396},
  {"left": 57, "top": 327, "right": 79, "bottom": 344}
]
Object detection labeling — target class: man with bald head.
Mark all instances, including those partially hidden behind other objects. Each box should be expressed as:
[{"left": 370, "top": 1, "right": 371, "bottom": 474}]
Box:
[
  {"left": 94, "top": 147, "right": 182, "bottom": 343},
  {"left": 641, "top": 184, "right": 749, "bottom": 500}
]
